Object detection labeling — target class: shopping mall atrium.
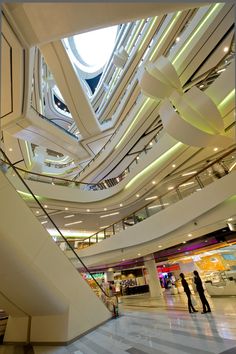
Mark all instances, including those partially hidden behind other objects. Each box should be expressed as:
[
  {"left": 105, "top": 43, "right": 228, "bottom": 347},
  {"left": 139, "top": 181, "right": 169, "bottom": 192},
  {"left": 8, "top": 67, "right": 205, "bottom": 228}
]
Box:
[{"left": 0, "top": 2, "right": 236, "bottom": 354}]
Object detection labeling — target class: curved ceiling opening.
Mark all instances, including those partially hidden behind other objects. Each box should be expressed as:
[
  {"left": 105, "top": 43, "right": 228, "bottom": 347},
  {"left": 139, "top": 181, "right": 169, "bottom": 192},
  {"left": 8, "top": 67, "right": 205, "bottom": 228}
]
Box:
[{"left": 66, "top": 25, "right": 118, "bottom": 76}]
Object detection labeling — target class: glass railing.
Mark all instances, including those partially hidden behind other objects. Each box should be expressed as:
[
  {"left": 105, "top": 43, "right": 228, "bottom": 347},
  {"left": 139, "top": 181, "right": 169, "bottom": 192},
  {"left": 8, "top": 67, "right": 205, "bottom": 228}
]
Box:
[
  {"left": 75, "top": 147, "right": 236, "bottom": 248},
  {"left": 0, "top": 148, "right": 119, "bottom": 318},
  {"left": 31, "top": 106, "right": 78, "bottom": 140}
]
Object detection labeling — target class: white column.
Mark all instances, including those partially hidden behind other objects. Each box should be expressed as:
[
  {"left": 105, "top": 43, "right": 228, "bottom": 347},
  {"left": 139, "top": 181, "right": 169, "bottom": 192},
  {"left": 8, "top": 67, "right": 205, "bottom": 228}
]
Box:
[
  {"left": 144, "top": 255, "right": 162, "bottom": 298},
  {"left": 104, "top": 271, "right": 114, "bottom": 283}
]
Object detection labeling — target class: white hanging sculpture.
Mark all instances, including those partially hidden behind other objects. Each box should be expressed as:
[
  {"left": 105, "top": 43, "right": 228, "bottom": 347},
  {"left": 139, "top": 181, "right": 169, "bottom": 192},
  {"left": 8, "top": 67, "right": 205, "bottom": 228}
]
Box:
[{"left": 138, "top": 56, "right": 233, "bottom": 148}]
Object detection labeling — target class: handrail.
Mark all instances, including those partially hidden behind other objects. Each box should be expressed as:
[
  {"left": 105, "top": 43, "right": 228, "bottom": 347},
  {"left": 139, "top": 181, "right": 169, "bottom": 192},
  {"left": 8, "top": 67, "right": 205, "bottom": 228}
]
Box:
[
  {"left": 78, "top": 146, "right": 236, "bottom": 246},
  {"left": 2, "top": 163, "right": 100, "bottom": 187},
  {"left": 0, "top": 148, "right": 119, "bottom": 317},
  {"left": 31, "top": 106, "right": 79, "bottom": 140}
]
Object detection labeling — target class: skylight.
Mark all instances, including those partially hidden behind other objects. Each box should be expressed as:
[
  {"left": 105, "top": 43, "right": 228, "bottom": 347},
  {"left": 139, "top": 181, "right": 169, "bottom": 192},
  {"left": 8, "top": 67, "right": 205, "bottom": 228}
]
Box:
[{"left": 65, "top": 26, "right": 118, "bottom": 75}]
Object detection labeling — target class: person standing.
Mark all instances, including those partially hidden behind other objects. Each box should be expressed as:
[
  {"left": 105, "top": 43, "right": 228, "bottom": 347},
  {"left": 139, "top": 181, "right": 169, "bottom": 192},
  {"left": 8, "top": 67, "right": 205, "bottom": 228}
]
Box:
[
  {"left": 193, "top": 270, "right": 211, "bottom": 314},
  {"left": 180, "top": 273, "right": 198, "bottom": 313}
]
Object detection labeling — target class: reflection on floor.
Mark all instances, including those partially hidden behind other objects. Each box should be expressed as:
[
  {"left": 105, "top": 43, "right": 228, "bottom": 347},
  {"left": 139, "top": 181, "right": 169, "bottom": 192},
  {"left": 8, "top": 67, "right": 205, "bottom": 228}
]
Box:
[
  {"left": 68, "top": 292, "right": 236, "bottom": 354},
  {"left": 1, "top": 293, "right": 236, "bottom": 354}
]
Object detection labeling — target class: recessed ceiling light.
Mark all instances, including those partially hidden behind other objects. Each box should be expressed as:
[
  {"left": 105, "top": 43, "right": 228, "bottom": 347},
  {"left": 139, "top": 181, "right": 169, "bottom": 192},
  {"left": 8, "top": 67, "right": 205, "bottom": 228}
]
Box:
[
  {"left": 223, "top": 46, "right": 229, "bottom": 52},
  {"left": 64, "top": 214, "right": 75, "bottom": 218},
  {"left": 65, "top": 207, "right": 69, "bottom": 211},
  {"left": 138, "top": 253, "right": 141, "bottom": 256},
  {"left": 9, "top": 148, "right": 13, "bottom": 152},
  {"left": 100, "top": 212, "right": 119, "bottom": 218},
  {"left": 64, "top": 221, "right": 82, "bottom": 226},
  {"left": 179, "top": 182, "right": 195, "bottom": 187},
  {"left": 199, "top": 84, "right": 204, "bottom": 88},
  {"left": 136, "top": 194, "right": 140, "bottom": 198},
  {"left": 183, "top": 241, "right": 186, "bottom": 244},
  {"left": 86, "top": 209, "right": 90, "bottom": 212},
  {"left": 104, "top": 208, "right": 107, "bottom": 211},
  {"left": 176, "top": 37, "right": 180, "bottom": 42},
  {"left": 172, "top": 164, "right": 176, "bottom": 168},
  {"left": 188, "top": 233, "right": 192, "bottom": 237},
  {"left": 41, "top": 221, "right": 48, "bottom": 224},
  {"left": 119, "top": 203, "right": 123, "bottom": 207},
  {"left": 136, "top": 156, "right": 140, "bottom": 160},
  {"left": 182, "top": 171, "right": 197, "bottom": 177},
  {"left": 44, "top": 205, "right": 48, "bottom": 208},
  {"left": 217, "top": 68, "right": 225, "bottom": 74},
  {"left": 158, "top": 245, "right": 162, "bottom": 248},
  {"left": 152, "top": 181, "right": 156, "bottom": 185},
  {"left": 149, "top": 142, "right": 153, "bottom": 146},
  {"left": 36, "top": 211, "right": 40, "bottom": 214},
  {"left": 168, "top": 186, "right": 174, "bottom": 190},
  {"left": 213, "top": 147, "right": 218, "bottom": 151},
  {"left": 145, "top": 196, "right": 157, "bottom": 201}
]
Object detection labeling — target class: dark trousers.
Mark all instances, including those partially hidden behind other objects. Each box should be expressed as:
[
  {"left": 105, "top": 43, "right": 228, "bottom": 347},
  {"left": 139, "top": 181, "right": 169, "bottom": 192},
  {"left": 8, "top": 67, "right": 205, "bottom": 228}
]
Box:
[
  {"left": 199, "top": 291, "right": 211, "bottom": 312},
  {"left": 186, "top": 292, "right": 195, "bottom": 313}
]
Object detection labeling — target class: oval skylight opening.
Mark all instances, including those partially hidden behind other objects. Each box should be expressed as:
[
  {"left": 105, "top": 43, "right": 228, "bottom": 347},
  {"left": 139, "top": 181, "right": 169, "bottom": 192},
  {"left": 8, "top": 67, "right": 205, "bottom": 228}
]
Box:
[{"left": 72, "top": 25, "right": 118, "bottom": 73}]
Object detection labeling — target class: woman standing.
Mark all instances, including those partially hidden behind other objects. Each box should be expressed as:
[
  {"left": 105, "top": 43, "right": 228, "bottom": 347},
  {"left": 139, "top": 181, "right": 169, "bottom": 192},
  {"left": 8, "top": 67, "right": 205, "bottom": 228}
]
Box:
[
  {"left": 180, "top": 273, "right": 198, "bottom": 313},
  {"left": 193, "top": 270, "right": 211, "bottom": 314}
]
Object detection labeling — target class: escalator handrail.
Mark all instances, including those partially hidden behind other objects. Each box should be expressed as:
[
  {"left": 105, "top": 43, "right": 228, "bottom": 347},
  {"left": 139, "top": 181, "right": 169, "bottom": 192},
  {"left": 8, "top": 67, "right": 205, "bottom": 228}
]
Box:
[{"left": 0, "top": 147, "right": 118, "bottom": 311}]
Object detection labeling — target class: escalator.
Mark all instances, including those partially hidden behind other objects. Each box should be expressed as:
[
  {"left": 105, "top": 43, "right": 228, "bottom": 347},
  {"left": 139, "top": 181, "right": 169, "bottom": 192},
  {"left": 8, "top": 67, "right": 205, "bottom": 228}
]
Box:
[{"left": 0, "top": 148, "right": 118, "bottom": 348}]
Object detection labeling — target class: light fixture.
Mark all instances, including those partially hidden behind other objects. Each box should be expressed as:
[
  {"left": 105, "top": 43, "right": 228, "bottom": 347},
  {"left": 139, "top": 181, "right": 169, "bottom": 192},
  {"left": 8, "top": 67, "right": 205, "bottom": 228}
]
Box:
[
  {"left": 213, "top": 147, "right": 218, "bottom": 151},
  {"left": 182, "top": 171, "right": 197, "bottom": 177},
  {"left": 36, "top": 211, "right": 40, "bottom": 214},
  {"left": 138, "top": 253, "right": 141, "bottom": 256},
  {"left": 168, "top": 186, "right": 174, "bottom": 190},
  {"left": 223, "top": 46, "right": 229, "bottom": 52},
  {"left": 183, "top": 241, "right": 186, "bottom": 244},
  {"left": 41, "top": 221, "right": 48, "bottom": 224},
  {"left": 227, "top": 218, "right": 233, "bottom": 221},
  {"left": 149, "top": 142, "right": 153, "bottom": 146},
  {"left": 64, "top": 214, "right": 75, "bottom": 218},
  {"left": 44, "top": 205, "right": 48, "bottom": 208},
  {"left": 172, "top": 164, "right": 176, "bottom": 168},
  {"left": 136, "top": 156, "right": 140, "bottom": 160},
  {"left": 100, "top": 212, "right": 119, "bottom": 218},
  {"left": 104, "top": 208, "right": 107, "bottom": 211},
  {"left": 217, "top": 68, "right": 226, "bottom": 73},
  {"left": 119, "top": 203, "right": 123, "bottom": 207},
  {"left": 64, "top": 220, "right": 82, "bottom": 226},
  {"left": 145, "top": 196, "right": 157, "bottom": 201},
  {"left": 158, "top": 245, "right": 162, "bottom": 248},
  {"left": 179, "top": 181, "right": 194, "bottom": 187},
  {"left": 9, "top": 148, "right": 13, "bottom": 152},
  {"left": 65, "top": 207, "right": 69, "bottom": 210},
  {"left": 136, "top": 194, "right": 140, "bottom": 198},
  {"left": 100, "top": 226, "right": 108, "bottom": 229},
  {"left": 176, "top": 37, "right": 180, "bottom": 42},
  {"left": 199, "top": 84, "right": 204, "bottom": 88},
  {"left": 188, "top": 233, "right": 192, "bottom": 237},
  {"left": 86, "top": 209, "right": 90, "bottom": 212},
  {"left": 148, "top": 203, "right": 169, "bottom": 209},
  {"left": 152, "top": 181, "right": 156, "bottom": 185}
]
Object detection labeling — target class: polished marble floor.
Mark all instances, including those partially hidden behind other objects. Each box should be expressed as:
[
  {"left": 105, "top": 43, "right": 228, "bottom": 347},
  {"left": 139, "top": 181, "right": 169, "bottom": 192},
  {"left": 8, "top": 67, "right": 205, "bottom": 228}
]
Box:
[
  {"left": 67, "top": 292, "right": 236, "bottom": 354},
  {"left": 1, "top": 293, "right": 236, "bottom": 354}
]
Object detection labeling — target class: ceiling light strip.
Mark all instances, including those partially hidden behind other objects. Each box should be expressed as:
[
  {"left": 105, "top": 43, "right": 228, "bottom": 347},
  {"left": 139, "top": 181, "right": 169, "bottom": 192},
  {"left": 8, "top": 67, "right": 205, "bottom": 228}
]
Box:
[
  {"left": 115, "top": 98, "right": 150, "bottom": 149},
  {"left": 217, "top": 89, "right": 235, "bottom": 110},
  {"left": 64, "top": 221, "right": 82, "bottom": 226},
  {"left": 149, "top": 11, "right": 182, "bottom": 61},
  {"left": 172, "top": 3, "right": 222, "bottom": 65},
  {"left": 139, "top": 17, "right": 158, "bottom": 51},
  {"left": 127, "top": 19, "right": 145, "bottom": 53},
  {"left": 125, "top": 142, "right": 183, "bottom": 189}
]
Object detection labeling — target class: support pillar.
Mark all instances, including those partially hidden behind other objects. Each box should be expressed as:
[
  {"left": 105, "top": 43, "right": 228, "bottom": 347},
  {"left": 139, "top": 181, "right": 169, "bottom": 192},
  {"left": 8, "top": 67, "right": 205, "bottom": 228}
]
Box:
[{"left": 144, "top": 255, "right": 162, "bottom": 298}]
